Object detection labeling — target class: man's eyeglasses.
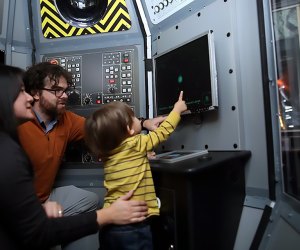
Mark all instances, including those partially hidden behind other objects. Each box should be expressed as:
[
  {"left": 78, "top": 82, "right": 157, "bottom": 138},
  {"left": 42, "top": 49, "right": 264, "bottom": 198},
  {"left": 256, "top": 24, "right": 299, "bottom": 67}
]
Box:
[{"left": 40, "top": 87, "right": 71, "bottom": 97}]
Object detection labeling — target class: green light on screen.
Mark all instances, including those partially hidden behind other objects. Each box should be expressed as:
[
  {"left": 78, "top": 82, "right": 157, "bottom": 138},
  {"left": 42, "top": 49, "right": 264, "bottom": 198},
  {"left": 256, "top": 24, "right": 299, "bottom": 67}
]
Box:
[{"left": 177, "top": 75, "right": 183, "bottom": 84}]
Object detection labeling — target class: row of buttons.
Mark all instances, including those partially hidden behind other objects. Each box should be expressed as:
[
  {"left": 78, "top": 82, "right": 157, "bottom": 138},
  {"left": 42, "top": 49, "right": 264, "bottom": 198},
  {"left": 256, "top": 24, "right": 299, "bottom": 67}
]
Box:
[
  {"left": 103, "top": 94, "right": 132, "bottom": 103},
  {"left": 122, "top": 87, "right": 132, "bottom": 93},
  {"left": 103, "top": 52, "right": 121, "bottom": 65},
  {"left": 95, "top": 49, "right": 133, "bottom": 104},
  {"left": 66, "top": 57, "right": 82, "bottom": 88}
]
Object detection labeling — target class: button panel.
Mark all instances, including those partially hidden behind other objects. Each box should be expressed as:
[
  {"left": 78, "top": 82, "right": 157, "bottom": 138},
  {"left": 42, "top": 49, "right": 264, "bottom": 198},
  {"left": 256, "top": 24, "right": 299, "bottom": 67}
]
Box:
[
  {"left": 144, "top": 0, "right": 194, "bottom": 24},
  {"left": 102, "top": 50, "right": 133, "bottom": 103},
  {"left": 44, "top": 48, "right": 135, "bottom": 107}
]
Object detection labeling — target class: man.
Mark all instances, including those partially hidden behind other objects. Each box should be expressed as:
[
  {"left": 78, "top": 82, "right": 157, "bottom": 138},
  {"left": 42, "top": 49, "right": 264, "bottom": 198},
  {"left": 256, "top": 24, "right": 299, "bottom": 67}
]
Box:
[{"left": 17, "top": 62, "right": 164, "bottom": 249}]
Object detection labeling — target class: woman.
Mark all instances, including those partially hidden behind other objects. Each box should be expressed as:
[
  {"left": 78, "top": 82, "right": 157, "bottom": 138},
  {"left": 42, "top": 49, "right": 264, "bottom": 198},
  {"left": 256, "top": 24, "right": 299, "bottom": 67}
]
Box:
[{"left": 0, "top": 64, "right": 148, "bottom": 250}]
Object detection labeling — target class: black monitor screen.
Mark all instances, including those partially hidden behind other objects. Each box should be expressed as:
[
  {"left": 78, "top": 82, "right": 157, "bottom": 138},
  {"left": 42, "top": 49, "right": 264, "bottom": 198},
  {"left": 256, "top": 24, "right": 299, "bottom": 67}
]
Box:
[{"left": 154, "top": 31, "right": 218, "bottom": 116}]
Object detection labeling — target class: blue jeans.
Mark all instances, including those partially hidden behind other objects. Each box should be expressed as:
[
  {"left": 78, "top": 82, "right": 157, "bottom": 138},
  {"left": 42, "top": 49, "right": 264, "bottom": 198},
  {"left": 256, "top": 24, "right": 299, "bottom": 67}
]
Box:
[{"left": 99, "top": 221, "right": 153, "bottom": 250}]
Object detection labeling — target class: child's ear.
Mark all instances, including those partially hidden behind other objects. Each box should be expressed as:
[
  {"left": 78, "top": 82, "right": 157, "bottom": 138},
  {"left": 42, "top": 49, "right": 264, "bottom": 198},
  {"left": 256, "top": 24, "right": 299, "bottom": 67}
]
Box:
[{"left": 127, "top": 125, "right": 135, "bottom": 136}]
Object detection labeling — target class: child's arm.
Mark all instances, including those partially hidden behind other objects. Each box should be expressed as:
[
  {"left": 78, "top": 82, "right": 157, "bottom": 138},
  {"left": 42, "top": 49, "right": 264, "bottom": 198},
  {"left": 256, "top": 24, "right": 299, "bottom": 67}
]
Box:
[{"left": 140, "top": 91, "right": 187, "bottom": 151}]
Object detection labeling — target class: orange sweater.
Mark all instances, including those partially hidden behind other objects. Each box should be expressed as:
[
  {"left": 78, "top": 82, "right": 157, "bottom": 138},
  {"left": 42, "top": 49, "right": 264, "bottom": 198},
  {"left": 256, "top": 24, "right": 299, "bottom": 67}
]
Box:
[{"left": 18, "top": 111, "right": 85, "bottom": 202}]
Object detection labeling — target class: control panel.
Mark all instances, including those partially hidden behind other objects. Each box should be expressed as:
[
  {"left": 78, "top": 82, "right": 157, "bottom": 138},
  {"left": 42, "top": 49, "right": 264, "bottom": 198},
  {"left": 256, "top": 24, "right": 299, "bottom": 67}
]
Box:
[
  {"left": 145, "top": 0, "right": 194, "bottom": 24},
  {"left": 44, "top": 47, "right": 137, "bottom": 110},
  {"left": 102, "top": 51, "right": 133, "bottom": 105},
  {"left": 43, "top": 46, "right": 141, "bottom": 164}
]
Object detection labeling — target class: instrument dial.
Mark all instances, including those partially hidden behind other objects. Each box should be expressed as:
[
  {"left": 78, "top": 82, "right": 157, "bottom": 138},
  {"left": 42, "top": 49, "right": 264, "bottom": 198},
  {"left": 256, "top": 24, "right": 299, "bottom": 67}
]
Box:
[{"left": 83, "top": 93, "right": 93, "bottom": 105}]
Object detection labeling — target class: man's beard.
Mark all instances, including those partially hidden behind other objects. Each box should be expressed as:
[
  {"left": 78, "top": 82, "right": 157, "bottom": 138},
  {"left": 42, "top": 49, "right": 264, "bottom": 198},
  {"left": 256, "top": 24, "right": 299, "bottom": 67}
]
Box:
[{"left": 39, "top": 95, "right": 65, "bottom": 118}]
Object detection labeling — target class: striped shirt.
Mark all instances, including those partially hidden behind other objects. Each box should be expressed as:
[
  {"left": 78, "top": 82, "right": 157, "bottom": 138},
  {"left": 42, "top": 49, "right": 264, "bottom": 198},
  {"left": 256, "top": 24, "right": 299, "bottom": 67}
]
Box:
[{"left": 103, "top": 111, "right": 181, "bottom": 216}]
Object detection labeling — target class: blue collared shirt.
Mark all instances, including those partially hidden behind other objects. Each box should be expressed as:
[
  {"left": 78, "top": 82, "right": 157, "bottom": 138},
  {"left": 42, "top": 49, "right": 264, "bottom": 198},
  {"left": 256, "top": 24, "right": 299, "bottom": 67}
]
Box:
[{"left": 33, "top": 109, "right": 58, "bottom": 133}]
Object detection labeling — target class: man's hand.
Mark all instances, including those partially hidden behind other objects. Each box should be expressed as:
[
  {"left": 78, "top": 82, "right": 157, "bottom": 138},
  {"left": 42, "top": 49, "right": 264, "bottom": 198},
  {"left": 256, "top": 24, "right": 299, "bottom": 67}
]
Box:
[
  {"left": 143, "top": 116, "right": 166, "bottom": 131},
  {"left": 147, "top": 151, "right": 156, "bottom": 160}
]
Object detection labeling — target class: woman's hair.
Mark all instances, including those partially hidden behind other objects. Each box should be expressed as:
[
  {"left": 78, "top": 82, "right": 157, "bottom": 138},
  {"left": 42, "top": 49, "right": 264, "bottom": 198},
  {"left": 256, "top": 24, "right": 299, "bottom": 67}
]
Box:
[
  {"left": 23, "top": 62, "right": 72, "bottom": 95},
  {"left": 85, "top": 101, "right": 134, "bottom": 160},
  {"left": 0, "top": 64, "right": 24, "bottom": 138}
]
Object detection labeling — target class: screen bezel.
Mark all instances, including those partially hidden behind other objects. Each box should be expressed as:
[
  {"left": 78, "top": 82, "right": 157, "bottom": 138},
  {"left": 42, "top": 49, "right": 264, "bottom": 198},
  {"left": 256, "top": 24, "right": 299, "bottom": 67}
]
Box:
[{"left": 153, "top": 30, "right": 218, "bottom": 117}]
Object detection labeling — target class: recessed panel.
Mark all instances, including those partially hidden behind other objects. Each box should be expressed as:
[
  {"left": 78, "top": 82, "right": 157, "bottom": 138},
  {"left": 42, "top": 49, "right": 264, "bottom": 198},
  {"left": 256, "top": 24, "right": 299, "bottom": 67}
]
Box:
[
  {"left": 40, "top": 0, "right": 132, "bottom": 38},
  {"left": 145, "top": 0, "right": 194, "bottom": 24}
]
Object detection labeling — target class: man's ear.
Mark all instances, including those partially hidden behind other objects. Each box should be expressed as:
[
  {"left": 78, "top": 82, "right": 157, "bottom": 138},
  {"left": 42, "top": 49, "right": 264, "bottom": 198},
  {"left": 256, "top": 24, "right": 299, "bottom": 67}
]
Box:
[
  {"left": 127, "top": 125, "right": 135, "bottom": 136},
  {"left": 32, "top": 91, "right": 40, "bottom": 101}
]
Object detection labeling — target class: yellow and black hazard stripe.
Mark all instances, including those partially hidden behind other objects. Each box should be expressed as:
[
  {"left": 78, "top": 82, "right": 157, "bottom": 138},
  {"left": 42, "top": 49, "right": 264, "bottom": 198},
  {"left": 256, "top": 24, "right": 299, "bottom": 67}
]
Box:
[{"left": 40, "top": 0, "right": 131, "bottom": 39}]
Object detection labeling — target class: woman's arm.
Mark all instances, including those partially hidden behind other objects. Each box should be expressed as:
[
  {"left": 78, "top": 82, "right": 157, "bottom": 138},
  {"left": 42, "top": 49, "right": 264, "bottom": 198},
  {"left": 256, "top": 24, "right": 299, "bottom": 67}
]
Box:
[{"left": 0, "top": 136, "right": 147, "bottom": 249}]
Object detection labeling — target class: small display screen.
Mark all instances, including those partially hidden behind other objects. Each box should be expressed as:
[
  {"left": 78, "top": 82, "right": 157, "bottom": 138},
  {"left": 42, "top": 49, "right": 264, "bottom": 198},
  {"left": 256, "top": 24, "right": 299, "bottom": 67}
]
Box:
[
  {"left": 150, "top": 150, "right": 208, "bottom": 163},
  {"left": 159, "top": 151, "right": 193, "bottom": 160},
  {"left": 154, "top": 31, "right": 218, "bottom": 116}
]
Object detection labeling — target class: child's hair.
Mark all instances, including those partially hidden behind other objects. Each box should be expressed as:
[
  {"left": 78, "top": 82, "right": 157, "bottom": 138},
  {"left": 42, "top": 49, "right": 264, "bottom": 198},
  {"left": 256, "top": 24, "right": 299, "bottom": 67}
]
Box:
[{"left": 85, "top": 101, "right": 134, "bottom": 160}]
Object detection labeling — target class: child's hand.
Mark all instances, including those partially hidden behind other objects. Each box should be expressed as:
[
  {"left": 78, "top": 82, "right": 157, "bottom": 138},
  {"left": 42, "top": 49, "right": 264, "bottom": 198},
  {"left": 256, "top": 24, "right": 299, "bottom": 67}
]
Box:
[{"left": 173, "top": 91, "right": 187, "bottom": 114}]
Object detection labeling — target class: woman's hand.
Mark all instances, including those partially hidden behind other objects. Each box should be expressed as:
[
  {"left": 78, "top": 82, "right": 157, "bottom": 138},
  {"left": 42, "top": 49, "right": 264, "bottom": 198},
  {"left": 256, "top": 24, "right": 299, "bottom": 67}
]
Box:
[
  {"left": 96, "top": 190, "right": 148, "bottom": 226},
  {"left": 42, "top": 201, "right": 63, "bottom": 218}
]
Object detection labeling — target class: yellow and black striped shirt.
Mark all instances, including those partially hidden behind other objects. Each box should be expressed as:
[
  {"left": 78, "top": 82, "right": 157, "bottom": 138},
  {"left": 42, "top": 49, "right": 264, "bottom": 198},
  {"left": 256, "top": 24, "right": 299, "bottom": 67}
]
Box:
[{"left": 103, "top": 111, "right": 181, "bottom": 216}]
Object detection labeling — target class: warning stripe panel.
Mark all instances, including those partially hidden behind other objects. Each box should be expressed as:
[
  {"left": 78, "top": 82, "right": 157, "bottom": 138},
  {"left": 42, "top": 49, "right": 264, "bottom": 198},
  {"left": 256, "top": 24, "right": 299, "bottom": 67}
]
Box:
[{"left": 40, "top": 0, "right": 132, "bottom": 39}]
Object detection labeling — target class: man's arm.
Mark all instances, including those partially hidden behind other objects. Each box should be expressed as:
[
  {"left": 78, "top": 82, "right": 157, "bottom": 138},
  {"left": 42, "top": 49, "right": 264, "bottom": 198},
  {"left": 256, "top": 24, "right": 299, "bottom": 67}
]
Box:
[{"left": 142, "top": 116, "right": 166, "bottom": 131}]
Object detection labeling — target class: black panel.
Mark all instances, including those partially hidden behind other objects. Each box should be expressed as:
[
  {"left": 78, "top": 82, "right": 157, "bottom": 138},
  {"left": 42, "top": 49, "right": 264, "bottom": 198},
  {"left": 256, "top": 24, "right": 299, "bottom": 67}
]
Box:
[
  {"left": 151, "top": 151, "right": 251, "bottom": 250},
  {"left": 0, "top": 50, "right": 4, "bottom": 64},
  {"left": 256, "top": 0, "right": 276, "bottom": 200}
]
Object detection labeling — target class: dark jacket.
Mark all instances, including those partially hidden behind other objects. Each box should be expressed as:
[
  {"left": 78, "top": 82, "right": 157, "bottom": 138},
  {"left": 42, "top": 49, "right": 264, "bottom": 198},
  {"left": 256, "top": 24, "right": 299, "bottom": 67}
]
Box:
[{"left": 0, "top": 132, "right": 98, "bottom": 250}]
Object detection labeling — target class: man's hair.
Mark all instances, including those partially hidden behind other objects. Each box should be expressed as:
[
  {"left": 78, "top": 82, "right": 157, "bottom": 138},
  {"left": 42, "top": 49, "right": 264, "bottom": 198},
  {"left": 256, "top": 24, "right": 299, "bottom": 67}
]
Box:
[
  {"left": 0, "top": 64, "right": 24, "bottom": 139},
  {"left": 85, "top": 101, "right": 134, "bottom": 160},
  {"left": 23, "top": 62, "right": 72, "bottom": 95}
]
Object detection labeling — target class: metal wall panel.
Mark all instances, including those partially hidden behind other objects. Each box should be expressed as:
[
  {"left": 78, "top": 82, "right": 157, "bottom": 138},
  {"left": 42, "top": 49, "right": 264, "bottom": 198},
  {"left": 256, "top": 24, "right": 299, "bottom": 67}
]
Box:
[{"left": 141, "top": 0, "right": 269, "bottom": 192}]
